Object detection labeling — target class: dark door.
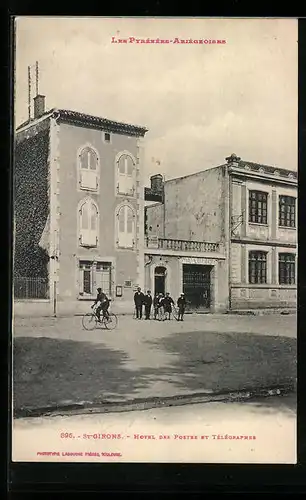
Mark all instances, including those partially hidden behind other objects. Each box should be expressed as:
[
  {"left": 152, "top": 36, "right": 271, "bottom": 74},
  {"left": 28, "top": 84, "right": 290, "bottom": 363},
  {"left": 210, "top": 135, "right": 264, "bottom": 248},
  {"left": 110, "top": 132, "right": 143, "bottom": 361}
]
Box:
[
  {"left": 154, "top": 266, "right": 166, "bottom": 295},
  {"left": 182, "top": 264, "right": 212, "bottom": 310}
]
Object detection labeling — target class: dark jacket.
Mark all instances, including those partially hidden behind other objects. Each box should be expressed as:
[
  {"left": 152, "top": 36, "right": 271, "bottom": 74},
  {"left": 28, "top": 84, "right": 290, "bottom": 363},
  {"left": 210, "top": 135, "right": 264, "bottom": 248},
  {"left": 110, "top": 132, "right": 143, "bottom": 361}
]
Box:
[
  {"left": 153, "top": 296, "right": 159, "bottom": 308},
  {"left": 177, "top": 297, "right": 186, "bottom": 309},
  {"left": 163, "top": 296, "right": 174, "bottom": 311},
  {"left": 158, "top": 296, "right": 164, "bottom": 308},
  {"left": 144, "top": 294, "right": 153, "bottom": 307},
  {"left": 134, "top": 291, "right": 145, "bottom": 306},
  {"left": 94, "top": 291, "right": 107, "bottom": 305}
]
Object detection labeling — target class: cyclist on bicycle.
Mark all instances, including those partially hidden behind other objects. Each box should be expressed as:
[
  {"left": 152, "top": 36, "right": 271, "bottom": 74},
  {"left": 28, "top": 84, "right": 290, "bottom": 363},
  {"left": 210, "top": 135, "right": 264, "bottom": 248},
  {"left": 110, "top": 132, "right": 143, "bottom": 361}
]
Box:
[{"left": 92, "top": 288, "right": 110, "bottom": 322}]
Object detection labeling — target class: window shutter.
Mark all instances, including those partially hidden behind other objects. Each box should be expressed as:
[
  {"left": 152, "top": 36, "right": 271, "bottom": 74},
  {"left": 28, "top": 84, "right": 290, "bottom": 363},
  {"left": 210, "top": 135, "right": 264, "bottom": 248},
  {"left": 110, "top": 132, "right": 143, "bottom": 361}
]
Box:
[
  {"left": 118, "top": 207, "right": 125, "bottom": 247},
  {"left": 81, "top": 170, "right": 98, "bottom": 190},
  {"left": 117, "top": 155, "right": 135, "bottom": 195},
  {"left": 125, "top": 175, "right": 134, "bottom": 196},
  {"left": 79, "top": 267, "right": 84, "bottom": 295},
  {"left": 79, "top": 147, "right": 98, "bottom": 191},
  {"left": 117, "top": 205, "right": 135, "bottom": 248},
  {"left": 79, "top": 200, "right": 98, "bottom": 247}
]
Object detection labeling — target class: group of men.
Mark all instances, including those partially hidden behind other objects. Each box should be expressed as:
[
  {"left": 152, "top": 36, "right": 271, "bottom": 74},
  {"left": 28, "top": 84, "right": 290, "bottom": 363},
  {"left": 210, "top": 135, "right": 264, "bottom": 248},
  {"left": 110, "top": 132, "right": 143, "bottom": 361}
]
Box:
[
  {"left": 91, "top": 286, "right": 187, "bottom": 322},
  {"left": 134, "top": 287, "right": 186, "bottom": 321}
]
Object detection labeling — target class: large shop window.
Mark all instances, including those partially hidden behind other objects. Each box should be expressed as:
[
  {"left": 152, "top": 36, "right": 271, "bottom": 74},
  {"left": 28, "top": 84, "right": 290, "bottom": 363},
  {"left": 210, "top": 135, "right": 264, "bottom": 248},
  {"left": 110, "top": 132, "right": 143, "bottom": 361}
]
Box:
[
  {"left": 79, "top": 261, "right": 112, "bottom": 297},
  {"left": 248, "top": 250, "right": 267, "bottom": 284},
  {"left": 116, "top": 204, "right": 135, "bottom": 249},
  {"left": 279, "top": 253, "right": 296, "bottom": 285},
  {"left": 79, "top": 198, "right": 99, "bottom": 247},
  {"left": 117, "top": 153, "right": 135, "bottom": 196},
  {"left": 249, "top": 191, "right": 268, "bottom": 224},
  {"left": 279, "top": 196, "right": 296, "bottom": 228},
  {"left": 79, "top": 146, "right": 99, "bottom": 191}
]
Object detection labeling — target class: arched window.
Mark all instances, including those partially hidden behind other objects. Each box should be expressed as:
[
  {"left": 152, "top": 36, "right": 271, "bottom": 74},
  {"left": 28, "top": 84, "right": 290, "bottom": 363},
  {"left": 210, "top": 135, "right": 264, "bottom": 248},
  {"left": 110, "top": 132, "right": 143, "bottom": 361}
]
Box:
[
  {"left": 116, "top": 204, "right": 135, "bottom": 249},
  {"left": 79, "top": 198, "right": 99, "bottom": 247},
  {"left": 78, "top": 145, "right": 99, "bottom": 191},
  {"left": 116, "top": 153, "right": 135, "bottom": 196}
]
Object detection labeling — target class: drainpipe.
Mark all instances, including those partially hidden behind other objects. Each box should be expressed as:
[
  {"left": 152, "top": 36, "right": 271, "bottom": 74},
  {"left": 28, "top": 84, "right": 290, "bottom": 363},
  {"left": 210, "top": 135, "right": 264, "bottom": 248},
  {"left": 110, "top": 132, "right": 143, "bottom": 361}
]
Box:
[
  {"left": 225, "top": 163, "right": 232, "bottom": 311},
  {"left": 225, "top": 153, "right": 241, "bottom": 312},
  {"left": 228, "top": 181, "right": 232, "bottom": 311},
  {"left": 163, "top": 175, "right": 166, "bottom": 238}
]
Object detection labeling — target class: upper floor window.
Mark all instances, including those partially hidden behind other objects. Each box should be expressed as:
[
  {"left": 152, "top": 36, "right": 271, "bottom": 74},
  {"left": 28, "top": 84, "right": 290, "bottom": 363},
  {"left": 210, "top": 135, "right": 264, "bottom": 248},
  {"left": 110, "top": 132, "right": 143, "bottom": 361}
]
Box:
[
  {"left": 78, "top": 145, "right": 99, "bottom": 191},
  {"left": 248, "top": 250, "right": 267, "bottom": 284},
  {"left": 279, "top": 196, "right": 296, "bottom": 228},
  {"left": 116, "top": 204, "right": 136, "bottom": 249},
  {"left": 249, "top": 191, "right": 268, "bottom": 224},
  {"left": 279, "top": 253, "right": 296, "bottom": 285},
  {"left": 116, "top": 152, "right": 136, "bottom": 197},
  {"left": 79, "top": 198, "right": 99, "bottom": 247}
]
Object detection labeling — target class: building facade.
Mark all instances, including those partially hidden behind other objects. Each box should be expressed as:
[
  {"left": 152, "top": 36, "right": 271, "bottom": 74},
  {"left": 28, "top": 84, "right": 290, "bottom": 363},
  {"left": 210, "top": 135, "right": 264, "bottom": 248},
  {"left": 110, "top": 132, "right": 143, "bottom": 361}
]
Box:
[
  {"left": 227, "top": 153, "right": 297, "bottom": 310},
  {"left": 14, "top": 97, "right": 297, "bottom": 315},
  {"left": 145, "top": 155, "right": 297, "bottom": 311},
  {"left": 144, "top": 168, "right": 229, "bottom": 313},
  {"left": 14, "top": 96, "right": 148, "bottom": 315}
]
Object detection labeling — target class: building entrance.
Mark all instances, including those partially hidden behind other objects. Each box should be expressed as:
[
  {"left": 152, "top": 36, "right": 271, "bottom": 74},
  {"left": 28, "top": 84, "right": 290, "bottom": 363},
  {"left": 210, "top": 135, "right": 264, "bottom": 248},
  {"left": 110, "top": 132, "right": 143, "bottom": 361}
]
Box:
[
  {"left": 154, "top": 266, "right": 166, "bottom": 295},
  {"left": 182, "top": 264, "right": 212, "bottom": 310}
]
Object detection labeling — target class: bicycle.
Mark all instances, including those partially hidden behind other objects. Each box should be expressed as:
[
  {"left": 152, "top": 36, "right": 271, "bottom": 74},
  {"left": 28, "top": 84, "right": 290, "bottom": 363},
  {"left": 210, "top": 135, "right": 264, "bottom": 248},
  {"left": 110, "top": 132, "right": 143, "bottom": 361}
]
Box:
[
  {"left": 82, "top": 305, "right": 118, "bottom": 331},
  {"left": 172, "top": 306, "right": 179, "bottom": 321}
]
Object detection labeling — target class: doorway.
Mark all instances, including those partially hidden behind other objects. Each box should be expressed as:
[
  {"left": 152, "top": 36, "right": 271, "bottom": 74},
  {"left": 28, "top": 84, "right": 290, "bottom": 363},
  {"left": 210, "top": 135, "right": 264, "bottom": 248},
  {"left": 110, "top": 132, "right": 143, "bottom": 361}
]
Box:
[
  {"left": 154, "top": 266, "right": 166, "bottom": 295},
  {"left": 182, "top": 264, "right": 212, "bottom": 310}
]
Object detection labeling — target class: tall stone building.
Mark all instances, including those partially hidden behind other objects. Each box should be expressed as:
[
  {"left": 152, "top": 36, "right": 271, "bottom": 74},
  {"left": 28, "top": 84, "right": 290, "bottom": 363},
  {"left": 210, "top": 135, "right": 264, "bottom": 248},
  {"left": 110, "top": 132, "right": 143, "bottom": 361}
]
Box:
[{"left": 14, "top": 95, "right": 148, "bottom": 315}]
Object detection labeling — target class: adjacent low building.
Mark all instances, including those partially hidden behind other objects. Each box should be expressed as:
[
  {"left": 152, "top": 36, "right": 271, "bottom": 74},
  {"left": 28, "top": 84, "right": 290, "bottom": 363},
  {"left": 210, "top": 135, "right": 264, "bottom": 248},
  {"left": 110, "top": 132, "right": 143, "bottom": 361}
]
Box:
[
  {"left": 144, "top": 169, "right": 228, "bottom": 312},
  {"left": 145, "top": 154, "right": 297, "bottom": 311}
]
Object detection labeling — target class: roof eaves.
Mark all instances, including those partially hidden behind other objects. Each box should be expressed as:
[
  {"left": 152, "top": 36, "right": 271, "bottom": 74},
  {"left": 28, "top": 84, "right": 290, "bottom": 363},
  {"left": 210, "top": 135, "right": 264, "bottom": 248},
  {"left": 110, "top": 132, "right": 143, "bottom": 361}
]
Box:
[{"left": 56, "top": 108, "right": 148, "bottom": 137}]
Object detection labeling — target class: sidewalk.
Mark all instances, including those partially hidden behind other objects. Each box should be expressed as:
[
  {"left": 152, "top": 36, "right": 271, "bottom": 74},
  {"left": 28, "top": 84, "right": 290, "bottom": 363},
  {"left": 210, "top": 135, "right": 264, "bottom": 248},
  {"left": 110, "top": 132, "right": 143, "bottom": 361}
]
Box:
[{"left": 13, "top": 314, "right": 297, "bottom": 417}]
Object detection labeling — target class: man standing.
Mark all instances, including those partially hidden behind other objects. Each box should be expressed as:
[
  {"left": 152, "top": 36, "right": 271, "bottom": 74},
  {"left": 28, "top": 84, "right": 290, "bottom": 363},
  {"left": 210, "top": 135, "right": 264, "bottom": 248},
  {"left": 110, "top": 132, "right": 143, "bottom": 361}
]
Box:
[
  {"left": 158, "top": 293, "right": 165, "bottom": 321},
  {"left": 153, "top": 293, "right": 159, "bottom": 320},
  {"left": 163, "top": 292, "right": 175, "bottom": 320},
  {"left": 134, "top": 287, "right": 145, "bottom": 319},
  {"left": 177, "top": 293, "right": 186, "bottom": 321},
  {"left": 144, "top": 290, "right": 153, "bottom": 320}
]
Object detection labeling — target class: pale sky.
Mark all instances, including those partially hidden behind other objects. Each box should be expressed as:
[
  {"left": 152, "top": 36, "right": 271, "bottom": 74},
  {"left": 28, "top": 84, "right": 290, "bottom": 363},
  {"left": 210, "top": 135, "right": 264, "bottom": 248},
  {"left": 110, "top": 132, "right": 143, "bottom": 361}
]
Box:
[{"left": 15, "top": 17, "right": 298, "bottom": 183}]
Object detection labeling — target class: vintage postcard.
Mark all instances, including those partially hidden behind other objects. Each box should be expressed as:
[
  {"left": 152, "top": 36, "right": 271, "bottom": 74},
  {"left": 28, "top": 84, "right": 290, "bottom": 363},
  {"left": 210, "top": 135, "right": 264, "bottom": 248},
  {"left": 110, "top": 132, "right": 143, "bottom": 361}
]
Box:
[{"left": 12, "top": 17, "right": 297, "bottom": 464}]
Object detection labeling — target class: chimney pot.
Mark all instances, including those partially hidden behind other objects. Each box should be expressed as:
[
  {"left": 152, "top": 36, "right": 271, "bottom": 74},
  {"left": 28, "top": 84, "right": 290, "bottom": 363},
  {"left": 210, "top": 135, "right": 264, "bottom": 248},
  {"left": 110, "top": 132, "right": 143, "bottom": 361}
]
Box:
[
  {"left": 34, "top": 94, "right": 46, "bottom": 119},
  {"left": 225, "top": 153, "right": 241, "bottom": 166},
  {"left": 150, "top": 174, "right": 164, "bottom": 192}
]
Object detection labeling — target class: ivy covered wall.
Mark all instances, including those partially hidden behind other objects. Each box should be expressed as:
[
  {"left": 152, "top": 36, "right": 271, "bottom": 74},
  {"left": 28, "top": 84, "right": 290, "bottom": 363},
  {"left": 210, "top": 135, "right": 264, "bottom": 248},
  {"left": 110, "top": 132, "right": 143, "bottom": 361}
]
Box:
[{"left": 14, "top": 125, "right": 50, "bottom": 278}]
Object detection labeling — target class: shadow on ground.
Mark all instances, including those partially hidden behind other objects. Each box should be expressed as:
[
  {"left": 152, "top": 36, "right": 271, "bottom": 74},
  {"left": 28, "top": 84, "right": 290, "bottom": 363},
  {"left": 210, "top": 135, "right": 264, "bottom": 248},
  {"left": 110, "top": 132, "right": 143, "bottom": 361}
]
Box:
[
  {"left": 14, "top": 330, "right": 297, "bottom": 415},
  {"left": 145, "top": 330, "right": 297, "bottom": 396},
  {"left": 13, "top": 337, "right": 147, "bottom": 414}
]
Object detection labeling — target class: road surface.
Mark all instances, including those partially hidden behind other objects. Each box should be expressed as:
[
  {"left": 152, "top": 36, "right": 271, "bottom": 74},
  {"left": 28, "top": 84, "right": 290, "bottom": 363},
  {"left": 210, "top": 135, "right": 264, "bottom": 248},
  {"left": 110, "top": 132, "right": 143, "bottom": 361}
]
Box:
[{"left": 12, "top": 394, "right": 296, "bottom": 464}]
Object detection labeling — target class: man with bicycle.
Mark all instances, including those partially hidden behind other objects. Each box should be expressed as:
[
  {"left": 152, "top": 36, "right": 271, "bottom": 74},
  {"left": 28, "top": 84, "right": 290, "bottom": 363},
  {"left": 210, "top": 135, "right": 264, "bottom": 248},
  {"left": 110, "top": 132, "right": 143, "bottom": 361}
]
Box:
[{"left": 92, "top": 288, "right": 110, "bottom": 322}]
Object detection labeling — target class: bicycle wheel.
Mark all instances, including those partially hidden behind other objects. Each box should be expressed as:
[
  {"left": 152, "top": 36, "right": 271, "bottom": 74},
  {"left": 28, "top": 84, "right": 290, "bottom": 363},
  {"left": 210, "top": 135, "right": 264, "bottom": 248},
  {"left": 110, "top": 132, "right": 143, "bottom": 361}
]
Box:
[
  {"left": 104, "top": 312, "right": 118, "bottom": 330},
  {"left": 82, "top": 313, "right": 97, "bottom": 330},
  {"left": 172, "top": 307, "right": 179, "bottom": 321}
]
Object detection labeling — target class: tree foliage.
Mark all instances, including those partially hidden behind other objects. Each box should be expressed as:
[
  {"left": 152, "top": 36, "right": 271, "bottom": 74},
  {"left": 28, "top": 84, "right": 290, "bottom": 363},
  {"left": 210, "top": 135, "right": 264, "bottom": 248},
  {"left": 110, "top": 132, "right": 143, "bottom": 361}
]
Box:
[{"left": 14, "top": 128, "right": 50, "bottom": 279}]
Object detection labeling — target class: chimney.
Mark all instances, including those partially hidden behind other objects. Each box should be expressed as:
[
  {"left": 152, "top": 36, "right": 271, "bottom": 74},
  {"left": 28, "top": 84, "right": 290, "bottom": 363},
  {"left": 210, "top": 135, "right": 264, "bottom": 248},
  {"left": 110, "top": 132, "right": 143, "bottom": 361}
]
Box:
[
  {"left": 225, "top": 153, "right": 241, "bottom": 167},
  {"left": 33, "top": 94, "right": 45, "bottom": 119},
  {"left": 150, "top": 174, "right": 164, "bottom": 192}
]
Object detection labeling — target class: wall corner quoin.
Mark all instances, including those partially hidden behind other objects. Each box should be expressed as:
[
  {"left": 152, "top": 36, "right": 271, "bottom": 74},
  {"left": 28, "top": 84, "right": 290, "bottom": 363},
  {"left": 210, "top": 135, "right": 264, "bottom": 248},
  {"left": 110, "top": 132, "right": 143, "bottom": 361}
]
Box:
[{"left": 48, "top": 115, "right": 61, "bottom": 293}]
